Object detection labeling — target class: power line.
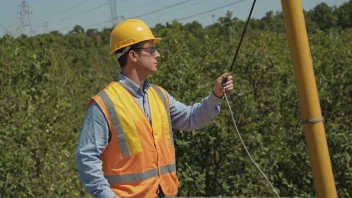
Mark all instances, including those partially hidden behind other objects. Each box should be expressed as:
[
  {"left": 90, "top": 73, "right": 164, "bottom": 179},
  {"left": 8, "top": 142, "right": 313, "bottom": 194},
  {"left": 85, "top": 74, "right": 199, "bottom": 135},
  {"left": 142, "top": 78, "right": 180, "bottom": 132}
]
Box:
[
  {"left": 5, "top": 24, "right": 18, "bottom": 31},
  {"left": 2, "top": 22, "right": 19, "bottom": 36},
  {"left": 61, "top": 3, "right": 108, "bottom": 21},
  {"left": 119, "top": 0, "right": 130, "bottom": 4},
  {"left": 29, "top": 0, "right": 54, "bottom": 4},
  {"left": 36, "top": 0, "right": 93, "bottom": 22},
  {"left": 176, "top": 0, "right": 247, "bottom": 21},
  {"left": 4, "top": 21, "right": 19, "bottom": 31},
  {"left": 129, "top": 0, "right": 194, "bottom": 19},
  {"left": 4, "top": 30, "right": 13, "bottom": 35},
  {"left": 167, "top": 0, "right": 206, "bottom": 14},
  {"left": 0, "top": 14, "right": 16, "bottom": 27},
  {"left": 124, "top": 0, "right": 162, "bottom": 12},
  {"left": 84, "top": 19, "right": 113, "bottom": 29}
]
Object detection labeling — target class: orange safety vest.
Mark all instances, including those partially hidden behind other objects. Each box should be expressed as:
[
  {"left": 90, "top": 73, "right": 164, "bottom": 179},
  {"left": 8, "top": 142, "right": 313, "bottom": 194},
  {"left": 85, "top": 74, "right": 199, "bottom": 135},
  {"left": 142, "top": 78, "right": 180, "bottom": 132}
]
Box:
[{"left": 88, "top": 81, "right": 178, "bottom": 198}]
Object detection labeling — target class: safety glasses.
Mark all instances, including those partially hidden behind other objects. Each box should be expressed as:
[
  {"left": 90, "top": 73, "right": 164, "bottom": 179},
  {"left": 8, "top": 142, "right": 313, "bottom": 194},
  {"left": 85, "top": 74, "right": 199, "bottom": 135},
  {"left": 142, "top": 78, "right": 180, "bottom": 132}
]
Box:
[{"left": 133, "top": 46, "right": 157, "bottom": 55}]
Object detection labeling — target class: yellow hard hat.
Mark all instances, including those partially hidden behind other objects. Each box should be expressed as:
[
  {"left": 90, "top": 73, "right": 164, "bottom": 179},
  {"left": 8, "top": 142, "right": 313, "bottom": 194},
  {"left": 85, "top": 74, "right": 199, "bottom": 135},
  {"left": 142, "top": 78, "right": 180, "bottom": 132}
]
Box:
[{"left": 110, "top": 19, "right": 161, "bottom": 55}]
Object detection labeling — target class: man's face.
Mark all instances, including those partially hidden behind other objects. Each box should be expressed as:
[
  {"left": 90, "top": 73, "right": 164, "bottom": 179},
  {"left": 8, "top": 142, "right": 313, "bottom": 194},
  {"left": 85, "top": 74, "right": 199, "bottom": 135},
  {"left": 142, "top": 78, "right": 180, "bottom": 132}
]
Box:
[{"left": 132, "top": 40, "right": 160, "bottom": 76}]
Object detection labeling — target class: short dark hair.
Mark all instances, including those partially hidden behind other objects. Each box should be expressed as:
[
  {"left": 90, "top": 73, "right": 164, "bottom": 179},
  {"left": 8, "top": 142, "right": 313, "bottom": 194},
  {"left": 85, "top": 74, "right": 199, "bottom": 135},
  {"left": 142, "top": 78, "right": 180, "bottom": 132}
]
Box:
[{"left": 116, "top": 42, "right": 142, "bottom": 68}]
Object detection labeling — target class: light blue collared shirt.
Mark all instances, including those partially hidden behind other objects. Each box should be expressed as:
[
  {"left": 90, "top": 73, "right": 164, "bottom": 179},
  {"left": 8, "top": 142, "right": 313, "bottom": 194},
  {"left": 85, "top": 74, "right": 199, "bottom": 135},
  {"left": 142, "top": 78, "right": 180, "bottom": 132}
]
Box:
[{"left": 75, "top": 73, "right": 223, "bottom": 198}]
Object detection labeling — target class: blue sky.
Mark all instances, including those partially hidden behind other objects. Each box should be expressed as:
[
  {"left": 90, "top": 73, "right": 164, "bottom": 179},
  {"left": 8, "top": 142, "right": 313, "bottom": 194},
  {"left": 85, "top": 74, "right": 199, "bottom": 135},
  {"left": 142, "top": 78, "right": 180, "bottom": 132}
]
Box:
[{"left": 0, "top": 0, "right": 348, "bottom": 36}]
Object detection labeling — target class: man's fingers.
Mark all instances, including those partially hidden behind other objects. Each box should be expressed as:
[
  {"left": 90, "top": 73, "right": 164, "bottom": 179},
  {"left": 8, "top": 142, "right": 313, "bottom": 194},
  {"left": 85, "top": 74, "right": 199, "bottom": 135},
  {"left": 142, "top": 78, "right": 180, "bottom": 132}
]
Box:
[
  {"left": 224, "top": 85, "right": 234, "bottom": 93},
  {"left": 218, "top": 73, "right": 233, "bottom": 94},
  {"left": 220, "top": 73, "right": 232, "bottom": 85},
  {"left": 220, "top": 73, "right": 228, "bottom": 83},
  {"left": 224, "top": 85, "right": 233, "bottom": 90},
  {"left": 223, "top": 79, "right": 233, "bottom": 87}
]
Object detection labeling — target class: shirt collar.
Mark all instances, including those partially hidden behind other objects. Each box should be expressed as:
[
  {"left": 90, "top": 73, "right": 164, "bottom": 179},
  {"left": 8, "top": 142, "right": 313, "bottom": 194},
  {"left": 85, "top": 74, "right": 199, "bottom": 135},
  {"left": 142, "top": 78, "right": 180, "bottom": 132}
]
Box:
[{"left": 117, "top": 73, "right": 150, "bottom": 97}]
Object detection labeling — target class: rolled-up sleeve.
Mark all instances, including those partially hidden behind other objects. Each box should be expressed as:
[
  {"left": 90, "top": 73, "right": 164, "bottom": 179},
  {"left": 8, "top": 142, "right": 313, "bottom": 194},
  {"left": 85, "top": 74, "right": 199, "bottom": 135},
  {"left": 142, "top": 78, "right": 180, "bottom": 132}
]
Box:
[
  {"left": 169, "top": 91, "right": 222, "bottom": 131},
  {"left": 75, "top": 101, "right": 116, "bottom": 198}
]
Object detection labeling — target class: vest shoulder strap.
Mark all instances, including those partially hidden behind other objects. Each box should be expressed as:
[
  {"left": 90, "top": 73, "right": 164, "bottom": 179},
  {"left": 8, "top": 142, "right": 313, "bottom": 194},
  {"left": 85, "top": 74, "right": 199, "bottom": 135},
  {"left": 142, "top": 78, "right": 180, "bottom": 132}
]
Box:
[
  {"left": 150, "top": 84, "right": 174, "bottom": 146},
  {"left": 150, "top": 84, "right": 169, "bottom": 111}
]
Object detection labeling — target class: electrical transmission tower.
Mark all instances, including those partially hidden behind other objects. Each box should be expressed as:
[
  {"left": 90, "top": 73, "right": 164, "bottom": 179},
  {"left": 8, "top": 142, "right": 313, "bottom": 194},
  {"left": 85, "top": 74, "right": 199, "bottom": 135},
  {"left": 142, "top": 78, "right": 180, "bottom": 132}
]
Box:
[
  {"left": 16, "top": 0, "right": 34, "bottom": 36},
  {"left": 110, "top": 0, "right": 118, "bottom": 27}
]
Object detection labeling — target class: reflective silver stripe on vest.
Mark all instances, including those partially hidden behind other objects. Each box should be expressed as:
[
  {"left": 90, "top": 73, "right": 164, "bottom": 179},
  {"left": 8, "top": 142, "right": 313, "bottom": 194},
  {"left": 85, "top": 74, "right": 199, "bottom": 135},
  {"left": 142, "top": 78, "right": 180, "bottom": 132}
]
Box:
[
  {"left": 105, "top": 168, "right": 159, "bottom": 184},
  {"left": 164, "top": 193, "right": 178, "bottom": 198},
  {"left": 156, "top": 193, "right": 178, "bottom": 198},
  {"left": 150, "top": 85, "right": 174, "bottom": 146},
  {"left": 160, "top": 164, "right": 176, "bottom": 175},
  {"left": 98, "top": 90, "right": 130, "bottom": 157}
]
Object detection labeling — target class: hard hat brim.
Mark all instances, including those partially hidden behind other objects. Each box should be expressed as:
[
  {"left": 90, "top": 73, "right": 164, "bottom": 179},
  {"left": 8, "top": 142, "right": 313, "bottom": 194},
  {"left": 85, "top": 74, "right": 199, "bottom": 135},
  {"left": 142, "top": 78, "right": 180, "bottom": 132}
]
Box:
[{"left": 110, "top": 38, "right": 162, "bottom": 55}]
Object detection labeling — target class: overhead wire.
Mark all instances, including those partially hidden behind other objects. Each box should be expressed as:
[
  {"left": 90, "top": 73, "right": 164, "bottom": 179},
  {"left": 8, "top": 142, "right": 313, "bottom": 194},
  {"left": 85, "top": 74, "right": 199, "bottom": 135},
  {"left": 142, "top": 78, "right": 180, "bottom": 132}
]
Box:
[
  {"left": 81, "top": 0, "right": 164, "bottom": 30},
  {"left": 123, "top": 0, "right": 162, "bottom": 12},
  {"left": 0, "top": 14, "right": 16, "bottom": 27},
  {"left": 118, "top": 0, "right": 130, "bottom": 3},
  {"left": 79, "top": 0, "right": 190, "bottom": 30},
  {"left": 36, "top": 0, "right": 93, "bottom": 22},
  {"left": 164, "top": 0, "right": 206, "bottom": 14},
  {"left": 176, "top": 0, "right": 247, "bottom": 21},
  {"left": 84, "top": 19, "right": 113, "bottom": 29},
  {"left": 61, "top": 2, "right": 108, "bottom": 21},
  {"left": 129, "top": 0, "right": 194, "bottom": 19},
  {"left": 3, "top": 21, "right": 19, "bottom": 34}
]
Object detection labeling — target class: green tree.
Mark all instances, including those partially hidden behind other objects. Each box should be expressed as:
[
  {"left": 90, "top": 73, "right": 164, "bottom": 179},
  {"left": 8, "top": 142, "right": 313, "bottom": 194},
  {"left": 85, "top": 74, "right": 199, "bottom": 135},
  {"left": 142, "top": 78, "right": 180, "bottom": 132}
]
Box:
[
  {"left": 70, "top": 25, "right": 85, "bottom": 34},
  {"left": 335, "top": 0, "right": 352, "bottom": 29},
  {"left": 307, "top": 2, "right": 338, "bottom": 30}
]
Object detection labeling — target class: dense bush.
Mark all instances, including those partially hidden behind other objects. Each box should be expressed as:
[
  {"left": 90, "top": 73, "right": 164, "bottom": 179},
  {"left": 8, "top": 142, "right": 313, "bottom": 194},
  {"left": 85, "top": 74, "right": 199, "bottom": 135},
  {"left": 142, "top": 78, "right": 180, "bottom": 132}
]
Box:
[{"left": 1, "top": 2, "right": 351, "bottom": 197}]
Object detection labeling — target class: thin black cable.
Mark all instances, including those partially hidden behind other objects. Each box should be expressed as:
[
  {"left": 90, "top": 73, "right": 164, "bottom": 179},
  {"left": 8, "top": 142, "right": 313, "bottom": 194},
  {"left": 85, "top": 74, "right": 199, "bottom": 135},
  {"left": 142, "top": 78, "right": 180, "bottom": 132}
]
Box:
[
  {"left": 222, "top": 0, "right": 280, "bottom": 196},
  {"left": 229, "top": 0, "right": 256, "bottom": 72}
]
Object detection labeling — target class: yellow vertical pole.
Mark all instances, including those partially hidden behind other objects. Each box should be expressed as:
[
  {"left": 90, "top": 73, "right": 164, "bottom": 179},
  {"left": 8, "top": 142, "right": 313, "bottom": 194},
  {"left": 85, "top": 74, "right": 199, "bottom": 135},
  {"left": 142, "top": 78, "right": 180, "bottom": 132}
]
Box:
[{"left": 280, "top": 0, "right": 338, "bottom": 197}]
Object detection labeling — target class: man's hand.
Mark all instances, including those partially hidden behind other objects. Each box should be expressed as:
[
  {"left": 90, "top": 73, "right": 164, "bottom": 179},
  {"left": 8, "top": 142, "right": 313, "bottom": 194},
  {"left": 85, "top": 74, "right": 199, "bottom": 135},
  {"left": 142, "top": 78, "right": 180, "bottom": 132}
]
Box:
[{"left": 212, "top": 73, "right": 234, "bottom": 98}]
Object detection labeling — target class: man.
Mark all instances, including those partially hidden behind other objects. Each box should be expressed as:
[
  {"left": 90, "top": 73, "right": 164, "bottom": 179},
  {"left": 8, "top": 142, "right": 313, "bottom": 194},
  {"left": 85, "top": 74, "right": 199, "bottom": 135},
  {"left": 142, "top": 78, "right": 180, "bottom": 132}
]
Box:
[{"left": 75, "top": 19, "right": 233, "bottom": 198}]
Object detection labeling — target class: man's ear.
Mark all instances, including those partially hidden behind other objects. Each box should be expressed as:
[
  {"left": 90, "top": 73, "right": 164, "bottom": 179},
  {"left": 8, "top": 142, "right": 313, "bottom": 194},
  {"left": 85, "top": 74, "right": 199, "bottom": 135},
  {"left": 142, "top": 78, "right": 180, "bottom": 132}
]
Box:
[{"left": 129, "top": 50, "right": 138, "bottom": 62}]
